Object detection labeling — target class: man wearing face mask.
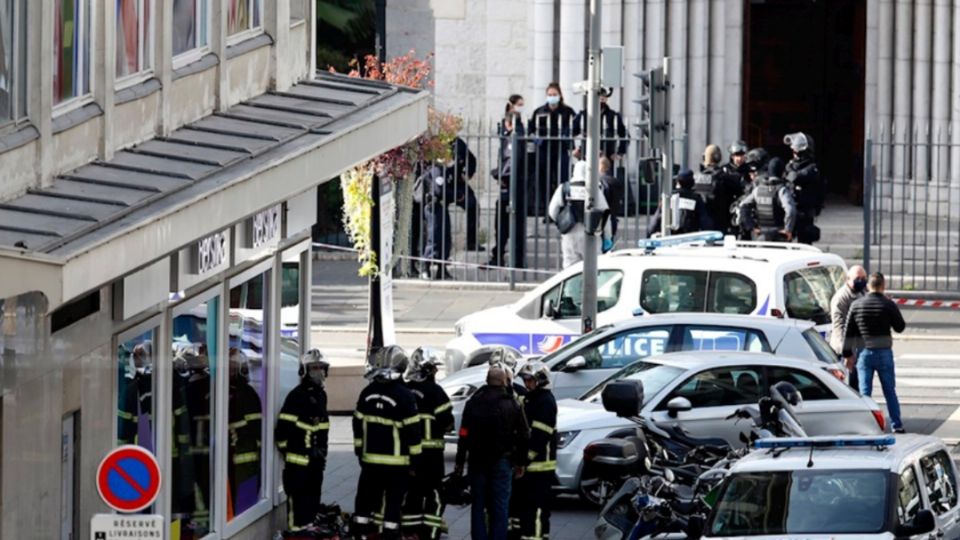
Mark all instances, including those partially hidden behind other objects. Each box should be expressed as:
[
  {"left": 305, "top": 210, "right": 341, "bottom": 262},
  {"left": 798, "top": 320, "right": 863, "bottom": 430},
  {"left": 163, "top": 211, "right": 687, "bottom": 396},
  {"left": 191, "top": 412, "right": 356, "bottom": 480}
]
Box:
[
  {"left": 831, "top": 266, "right": 868, "bottom": 390},
  {"left": 528, "top": 82, "right": 577, "bottom": 216},
  {"left": 275, "top": 349, "right": 331, "bottom": 532}
]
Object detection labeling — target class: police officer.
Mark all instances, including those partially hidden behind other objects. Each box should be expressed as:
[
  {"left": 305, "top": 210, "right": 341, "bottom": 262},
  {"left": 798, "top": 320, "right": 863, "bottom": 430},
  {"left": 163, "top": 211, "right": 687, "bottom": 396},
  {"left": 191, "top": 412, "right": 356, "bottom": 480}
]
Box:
[
  {"left": 695, "top": 144, "right": 741, "bottom": 234},
  {"left": 646, "top": 169, "right": 714, "bottom": 237},
  {"left": 723, "top": 140, "right": 750, "bottom": 188},
  {"left": 421, "top": 138, "right": 480, "bottom": 280},
  {"left": 402, "top": 347, "right": 454, "bottom": 540},
  {"left": 509, "top": 361, "right": 557, "bottom": 540},
  {"left": 529, "top": 83, "right": 577, "bottom": 215},
  {"left": 353, "top": 346, "right": 422, "bottom": 539},
  {"left": 784, "top": 132, "right": 823, "bottom": 244},
  {"left": 275, "top": 349, "right": 331, "bottom": 532},
  {"left": 572, "top": 88, "right": 628, "bottom": 161},
  {"left": 730, "top": 148, "right": 770, "bottom": 238},
  {"left": 227, "top": 349, "right": 263, "bottom": 518},
  {"left": 547, "top": 160, "right": 613, "bottom": 268},
  {"left": 738, "top": 157, "right": 797, "bottom": 242}
]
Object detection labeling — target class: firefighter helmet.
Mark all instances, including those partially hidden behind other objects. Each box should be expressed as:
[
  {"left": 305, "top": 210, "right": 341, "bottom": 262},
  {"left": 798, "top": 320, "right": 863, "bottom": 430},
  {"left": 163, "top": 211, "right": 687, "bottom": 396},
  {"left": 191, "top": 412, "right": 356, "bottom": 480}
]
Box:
[
  {"left": 367, "top": 345, "right": 408, "bottom": 381},
  {"left": 299, "top": 348, "right": 330, "bottom": 382},
  {"left": 487, "top": 345, "right": 523, "bottom": 370},
  {"left": 517, "top": 360, "right": 551, "bottom": 389},
  {"left": 406, "top": 346, "right": 443, "bottom": 382}
]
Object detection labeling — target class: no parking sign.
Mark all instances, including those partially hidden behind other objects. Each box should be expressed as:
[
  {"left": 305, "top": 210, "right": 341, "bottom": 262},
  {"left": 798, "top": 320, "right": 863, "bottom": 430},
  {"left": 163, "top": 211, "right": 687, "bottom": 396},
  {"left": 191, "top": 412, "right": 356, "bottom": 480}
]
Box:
[{"left": 95, "top": 445, "right": 161, "bottom": 513}]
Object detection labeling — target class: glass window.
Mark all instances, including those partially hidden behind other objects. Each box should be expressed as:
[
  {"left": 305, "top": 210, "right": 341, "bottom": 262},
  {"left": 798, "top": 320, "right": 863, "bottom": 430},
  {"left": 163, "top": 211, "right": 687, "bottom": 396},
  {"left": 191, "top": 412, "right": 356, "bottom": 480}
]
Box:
[
  {"left": 898, "top": 466, "right": 923, "bottom": 524},
  {"left": 766, "top": 366, "right": 836, "bottom": 401},
  {"left": 171, "top": 297, "right": 219, "bottom": 538},
  {"left": 228, "top": 274, "right": 268, "bottom": 519},
  {"left": 783, "top": 265, "right": 845, "bottom": 325},
  {"left": 555, "top": 271, "right": 623, "bottom": 318},
  {"left": 539, "top": 282, "right": 561, "bottom": 317},
  {"left": 920, "top": 451, "right": 959, "bottom": 516},
  {"left": 290, "top": 0, "right": 306, "bottom": 22},
  {"left": 117, "top": 329, "right": 156, "bottom": 451},
  {"left": 116, "top": 0, "right": 153, "bottom": 80},
  {"left": 640, "top": 270, "right": 707, "bottom": 314},
  {"left": 0, "top": 0, "right": 27, "bottom": 123},
  {"left": 580, "top": 361, "right": 685, "bottom": 402},
  {"left": 173, "top": 0, "right": 209, "bottom": 58},
  {"left": 709, "top": 470, "right": 889, "bottom": 535},
  {"left": 561, "top": 326, "right": 671, "bottom": 371},
  {"left": 277, "top": 256, "right": 302, "bottom": 496},
  {"left": 228, "top": 0, "right": 262, "bottom": 36},
  {"left": 665, "top": 366, "right": 762, "bottom": 408},
  {"left": 54, "top": 0, "right": 91, "bottom": 105},
  {"left": 708, "top": 273, "right": 756, "bottom": 314},
  {"left": 680, "top": 325, "right": 769, "bottom": 353},
  {"left": 801, "top": 328, "right": 840, "bottom": 365}
]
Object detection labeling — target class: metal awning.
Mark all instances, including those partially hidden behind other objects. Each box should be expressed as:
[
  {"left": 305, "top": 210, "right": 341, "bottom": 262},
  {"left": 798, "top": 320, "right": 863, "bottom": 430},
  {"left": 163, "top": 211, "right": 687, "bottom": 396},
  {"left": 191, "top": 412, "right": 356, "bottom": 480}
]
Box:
[{"left": 0, "top": 73, "right": 428, "bottom": 309}]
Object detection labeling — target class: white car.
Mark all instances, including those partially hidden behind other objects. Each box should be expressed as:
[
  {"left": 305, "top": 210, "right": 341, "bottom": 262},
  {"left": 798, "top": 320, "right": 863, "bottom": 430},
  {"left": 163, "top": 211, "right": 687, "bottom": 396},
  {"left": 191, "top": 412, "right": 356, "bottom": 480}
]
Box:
[
  {"left": 445, "top": 233, "right": 846, "bottom": 372},
  {"left": 553, "top": 351, "right": 885, "bottom": 495},
  {"left": 700, "top": 434, "right": 960, "bottom": 539}
]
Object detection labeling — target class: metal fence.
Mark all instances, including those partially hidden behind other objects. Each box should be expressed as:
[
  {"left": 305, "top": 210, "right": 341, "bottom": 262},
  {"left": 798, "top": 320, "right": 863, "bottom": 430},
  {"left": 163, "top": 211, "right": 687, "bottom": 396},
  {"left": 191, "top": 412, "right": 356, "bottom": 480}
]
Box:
[
  {"left": 393, "top": 120, "right": 687, "bottom": 286},
  {"left": 864, "top": 130, "right": 960, "bottom": 291}
]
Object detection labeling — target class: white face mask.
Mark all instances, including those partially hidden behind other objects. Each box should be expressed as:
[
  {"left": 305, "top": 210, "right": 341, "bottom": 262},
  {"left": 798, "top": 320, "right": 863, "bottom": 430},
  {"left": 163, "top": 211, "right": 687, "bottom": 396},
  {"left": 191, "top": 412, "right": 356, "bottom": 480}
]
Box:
[
  {"left": 546, "top": 95, "right": 561, "bottom": 106},
  {"left": 513, "top": 105, "right": 524, "bottom": 114}
]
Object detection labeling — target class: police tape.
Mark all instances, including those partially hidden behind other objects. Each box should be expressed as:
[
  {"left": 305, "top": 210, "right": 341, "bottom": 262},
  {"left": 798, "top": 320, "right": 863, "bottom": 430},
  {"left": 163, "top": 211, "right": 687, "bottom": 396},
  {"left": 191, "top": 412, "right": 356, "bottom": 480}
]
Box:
[{"left": 893, "top": 298, "right": 960, "bottom": 309}]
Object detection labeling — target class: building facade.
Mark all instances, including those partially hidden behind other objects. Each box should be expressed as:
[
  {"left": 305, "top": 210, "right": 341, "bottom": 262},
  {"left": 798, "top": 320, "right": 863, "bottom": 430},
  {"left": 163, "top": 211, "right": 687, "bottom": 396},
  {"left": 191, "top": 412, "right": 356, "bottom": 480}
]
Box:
[
  {"left": 392, "top": 0, "right": 960, "bottom": 209},
  {"left": 0, "top": 2, "right": 427, "bottom": 539}
]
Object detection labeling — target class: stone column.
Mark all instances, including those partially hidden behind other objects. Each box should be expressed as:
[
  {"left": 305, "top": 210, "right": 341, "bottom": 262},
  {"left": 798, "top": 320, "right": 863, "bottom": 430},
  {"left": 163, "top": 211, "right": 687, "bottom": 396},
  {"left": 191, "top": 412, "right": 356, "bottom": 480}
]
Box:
[
  {"left": 931, "top": 0, "right": 951, "bottom": 183},
  {"left": 708, "top": 0, "right": 726, "bottom": 146},
  {"left": 667, "top": 0, "right": 687, "bottom": 165},
  {"left": 622, "top": 0, "right": 643, "bottom": 122},
  {"left": 875, "top": 0, "right": 894, "bottom": 180},
  {"left": 532, "top": 0, "right": 555, "bottom": 99},
  {"left": 687, "top": 0, "right": 709, "bottom": 162},
  {"left": 892, "top": 0, "right": 913, "bottom": 202},
  {"left": 722, "top": 0, "right": 742, "bottom": 146},
  {"left": 559, "top": 0, "right": 585, "bottom": 100},
  {"left": 911, "top": 0, "right": 932, "bottom": 183}
]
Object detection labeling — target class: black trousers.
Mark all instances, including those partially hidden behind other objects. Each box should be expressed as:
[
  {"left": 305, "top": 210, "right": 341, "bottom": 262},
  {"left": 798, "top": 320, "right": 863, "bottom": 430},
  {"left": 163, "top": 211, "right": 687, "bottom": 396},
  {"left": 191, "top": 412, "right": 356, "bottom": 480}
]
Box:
[
  {"left": 354, "top": 463, "right": 410, "bottom": 539},
  {"left": 492, "top": 188, "right": 527, "bottom": 267},
  {"left": 283, "top": 458, "right": 326, "bottom": 530},
  {"left": 509, "top": 471, "right": 552, "bottom": 540},
  {"left": 402, "top": 452, "right": 446, "bottom": 539}
]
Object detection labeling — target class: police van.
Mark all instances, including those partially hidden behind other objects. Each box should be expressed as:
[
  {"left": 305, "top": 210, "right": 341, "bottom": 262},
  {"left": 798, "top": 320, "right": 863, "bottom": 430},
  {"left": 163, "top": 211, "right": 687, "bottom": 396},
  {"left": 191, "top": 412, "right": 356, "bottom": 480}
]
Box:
[{"left": 445, "top": 232, "right": 847, "bottom": 371}]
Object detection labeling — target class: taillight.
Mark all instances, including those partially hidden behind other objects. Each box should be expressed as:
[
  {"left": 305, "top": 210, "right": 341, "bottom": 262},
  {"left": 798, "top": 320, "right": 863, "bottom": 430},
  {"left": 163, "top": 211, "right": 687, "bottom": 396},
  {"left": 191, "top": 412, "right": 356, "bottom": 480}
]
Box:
[
  {"left": 827, "top": 368, "right": 845, "bottom": 382},
  {"left": 872, "top": 410, "right": 886, "bottom": 431},
  {"left": 771, "top": 308, "right": 784, "bottom": 318}
]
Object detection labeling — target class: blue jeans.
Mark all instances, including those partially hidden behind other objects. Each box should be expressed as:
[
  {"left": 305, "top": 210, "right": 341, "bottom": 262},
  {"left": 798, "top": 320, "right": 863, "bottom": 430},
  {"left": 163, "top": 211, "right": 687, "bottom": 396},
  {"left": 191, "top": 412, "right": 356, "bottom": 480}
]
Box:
[
  {"left": 858, "top": 348, "right": 902, "bottom": 429},
  {"left": 469, "top": 458, "right": 513, "bottom": 540}
]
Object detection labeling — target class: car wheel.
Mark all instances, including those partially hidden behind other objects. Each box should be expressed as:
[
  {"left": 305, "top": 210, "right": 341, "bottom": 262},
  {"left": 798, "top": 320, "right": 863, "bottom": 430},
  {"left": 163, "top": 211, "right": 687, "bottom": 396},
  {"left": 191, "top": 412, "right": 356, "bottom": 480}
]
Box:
[{"left": 578, "top": 474, "right": 619, "bottom": 507}]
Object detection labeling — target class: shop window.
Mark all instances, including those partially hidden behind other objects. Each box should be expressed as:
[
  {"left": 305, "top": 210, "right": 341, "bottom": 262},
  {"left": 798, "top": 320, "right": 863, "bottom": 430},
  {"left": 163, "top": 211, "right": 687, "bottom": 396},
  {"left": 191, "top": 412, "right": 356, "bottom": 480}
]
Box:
[
  {"left": 51, "top": 291, "right": 100, "bottom": 333},
  {"left": 54, "top": 0, "right": 92, "bottom": 106},
  {"left": 0, "top": 0, "right": 28, "bottom": 125},
  {"left": 276, "top": 255, "right": 302, "bottom": 497},
  {"left": 227, "top": 0, "right": 262, "bottom": 37},
  {"left": 117, "top": 328, "right": 156, "bottom": 451},
  {"left": 227, "top": 273, "right": 267, "bottom": 520},
  {"left": 171, "top": 296, "right": 219, "bottom": 538},
  {"left": 116, "top": 0, "right": 154, "bottom": 82},
  {"left": 172, "top": 0, "right": 209, "bottom": 60}
]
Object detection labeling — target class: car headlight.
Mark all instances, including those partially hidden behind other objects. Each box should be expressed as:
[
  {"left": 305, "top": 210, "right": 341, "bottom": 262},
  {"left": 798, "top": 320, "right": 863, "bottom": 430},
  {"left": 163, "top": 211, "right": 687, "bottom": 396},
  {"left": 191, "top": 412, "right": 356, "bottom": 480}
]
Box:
[
  {"left": 444, "top": 384, "right": 476, "bottom": 402},
  {"left": 557, "top": 430, "right": 580, "bottom": 449}
]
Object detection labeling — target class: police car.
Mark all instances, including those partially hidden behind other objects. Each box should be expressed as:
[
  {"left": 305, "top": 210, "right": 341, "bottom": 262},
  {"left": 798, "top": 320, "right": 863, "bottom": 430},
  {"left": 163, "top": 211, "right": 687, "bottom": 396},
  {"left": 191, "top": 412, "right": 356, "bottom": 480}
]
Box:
[
  {"left": 698, "top": 435, "right": 960, "bottom": 539},
  {"left": 446, "top": 232, "right": 847, "bottom": 371}
]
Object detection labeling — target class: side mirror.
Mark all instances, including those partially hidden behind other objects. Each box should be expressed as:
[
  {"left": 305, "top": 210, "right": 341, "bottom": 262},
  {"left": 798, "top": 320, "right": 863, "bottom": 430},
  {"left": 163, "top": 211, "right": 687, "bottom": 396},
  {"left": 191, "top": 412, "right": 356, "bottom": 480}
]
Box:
[
  {"left": 601, "top": 380, "right": 645, "bottom": 418},
  {"left": 562, "top": 356, "right": 587, "bottom": 373},
  {"left": 632, "top": 307, "right": 645, "bottom": 317},
  {"left": 544, "top": 300, "right": 557, "bottom": 319},
  {"left": 685, "top": 515, "right": 705, "bottom": 539},
  {"left": 666, "top": 396, "right": 693, "bottom": 418},
  {"left": 895, "top": 509, "right": 936, "bottom": 537}
]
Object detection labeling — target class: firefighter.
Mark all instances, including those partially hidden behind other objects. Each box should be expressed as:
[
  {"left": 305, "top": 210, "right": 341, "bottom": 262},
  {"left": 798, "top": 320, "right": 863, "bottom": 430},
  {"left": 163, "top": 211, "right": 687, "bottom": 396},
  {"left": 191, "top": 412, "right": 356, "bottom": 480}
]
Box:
[
  {"left": 227, "top": 349, "right": 263, "bottom": 519},
  {"left": 353, "top": 346, "right": 422, "bottom": 539},
  {"left": 186, "top": 346, "right": 213, "bottom": 531},
  {"left": 402, "top": 347, "right": 454, "bottom": 540},
  {"left": 170, "top": 348, "right": 196, "bottom": 529},
  {"left": 510, "top": 361, "right": 557, "bottom": 540},
  {"left": 739, "top": 157, "right": 797, "bottom": 242},
  {"left": 275, "top": 349, "right": 331, "bottom": 532},
  {"left": 646, "top": 169, "right": 714, "bottom": 237},
  {"left": 117, "top": 345, "right": 139, "bottom": 445}
]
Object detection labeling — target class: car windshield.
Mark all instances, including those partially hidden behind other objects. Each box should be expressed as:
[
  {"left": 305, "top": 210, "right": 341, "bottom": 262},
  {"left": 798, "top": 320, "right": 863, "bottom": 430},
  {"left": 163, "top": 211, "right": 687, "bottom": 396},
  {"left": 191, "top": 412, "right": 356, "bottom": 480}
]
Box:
[
  {"left": 579, "top": 361, "right": 685, "bottom": 403},
  {"left": 708, "top": 469, "right": 889, "bottom": 536},
  {"left": 539, "top": 325, "right": 614, "bottom": 365},
  {"left": 783, "top": 265, "right": 845, "bottom": 325}
]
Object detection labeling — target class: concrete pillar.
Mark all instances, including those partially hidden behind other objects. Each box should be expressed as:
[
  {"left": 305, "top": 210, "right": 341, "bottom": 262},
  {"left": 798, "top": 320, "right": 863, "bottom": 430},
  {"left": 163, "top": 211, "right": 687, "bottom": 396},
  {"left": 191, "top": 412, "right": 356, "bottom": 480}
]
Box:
[
  {"left": 687, "top": 0, "right": 708, "bottom": 164},
  {"left": 264, "top": 0, "right": 290, "bottom": 91},
  {"left": 532, "top": 0, "right": 555, "bottom": 98},
  {"left": 952, "top": 1, "right": 960, "bottom": 214},
  {"left": 645, "top": 0, "right": 666, "bottom": 69},
  {"left": 558, "top": 0, "right": 585, "bottom": 101},
  {"left": 931, "top": 0, "right": 951, "bottom": 182},
  {"left": 892, "top": 0, "right": 913, "bottom": 186},
  {"left": 722, "top": 0, "right": 742, "bottom": 146},
  {"left": 875, "top": 0, "right": 894, "bottom": 177},
  {"left": 667, "top": 0, "right": 687, "bottom": 164},
  {"left": 34, "top": 0, "right": 54, "bottom": 187},
  {"left": 96, "top": 1, "right": 115, "bottom": 160},
  {"left": 911, "top": 0, "right": 932, "bottom": 182},
  {"left": 708, "top": 0, "right": 726, "bottom": 146},
  {"left": 622, "top": 0, "right": 643, "bottom": 122},
  {"left": 213, "top": 0, "right": 228, "bottom": 111},
  {"left": 156, "top": 0, "right": 174, "bottom": 136}
]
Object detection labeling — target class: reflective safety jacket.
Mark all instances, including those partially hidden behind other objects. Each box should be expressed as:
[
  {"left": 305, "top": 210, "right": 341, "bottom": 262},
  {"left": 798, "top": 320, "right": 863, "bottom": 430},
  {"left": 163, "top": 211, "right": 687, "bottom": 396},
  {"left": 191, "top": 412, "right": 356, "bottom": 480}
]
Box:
[
  {"left": 353, "top": 379, "right": 423, "bottom": 467},
  {"left": 275, "top": 379, "right": 330, "bottom": 468},
  {"left": 228, "top": 377, "right": 263, "bottom": 488},
  {"left": 523, "top": 388, "right": 558, "bottom": 474},
  {"left": 407, "top": 379, "right": 454, "bottom": 452}
]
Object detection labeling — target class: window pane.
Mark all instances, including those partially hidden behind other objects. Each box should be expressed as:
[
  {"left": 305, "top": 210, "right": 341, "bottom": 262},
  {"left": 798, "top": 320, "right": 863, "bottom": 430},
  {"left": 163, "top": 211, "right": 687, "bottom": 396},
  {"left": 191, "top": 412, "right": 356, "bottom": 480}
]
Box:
[
  {"left": 228, "top": 274, "right": 267, "bottom": 519},
  {"left": 116, "top": 0, "right": 149, "bottom": 78},
  {"left": 767, "top": 366, "right": 835, "bottom": 401},
  {"left": 641, "top": 270, "right": 707, "bottom": 314},
  {"left": 669, "top": 366, "right": 762, "bottom": 408},
  {"left": 277, "top": 258, "right": 302, "bottom": 496},
  {"left": 920, "top": 451, "right": 959, "bottom": 516},
  {"left": 171, "top": 297, "right": 219, "bottom": 537},
  {"left": 708, "top": 273, "right": 756, "bottom": 314},
  {"left": 590, "top": 327, "right": 670, "bottom": 369},
  {"left": 0, "top": 0, "right": 13, "bottom": 121},
  {"left": 681, "top": 326, "right": 769, "bottom": 352},
  {"left": 290, "top": 0, "right": 306, "bottom": 22},
  {"left": 783, "top": 266, "right": 845, "bottom": 325},
  {"left": 54, "top": 0, "right": 90, "bottom": 104},
  {"left": 173, "top": 0, "right": 207, "bottom": 56},
  {"left": 898, "top": 466, "right": 923, "bottom": 524},
  {"left": 228, "top": 0, "right": 252, "bottom": 35},
  {"left": 117, "top": 329, "right": 156, "bottom": 451},
  {"left": 557, "top": 270, "right": 623, "bottom": 318}
]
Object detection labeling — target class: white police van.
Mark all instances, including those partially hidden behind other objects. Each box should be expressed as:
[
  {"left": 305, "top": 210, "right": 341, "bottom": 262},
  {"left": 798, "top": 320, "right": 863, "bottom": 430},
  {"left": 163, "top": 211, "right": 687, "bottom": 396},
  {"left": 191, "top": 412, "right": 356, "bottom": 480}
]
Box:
[
  {"left": 699, "top": 435, "right": 960, "bottom": 539},
  {"left": 446, "top": 232, "right": 847, "bottom": 371}
]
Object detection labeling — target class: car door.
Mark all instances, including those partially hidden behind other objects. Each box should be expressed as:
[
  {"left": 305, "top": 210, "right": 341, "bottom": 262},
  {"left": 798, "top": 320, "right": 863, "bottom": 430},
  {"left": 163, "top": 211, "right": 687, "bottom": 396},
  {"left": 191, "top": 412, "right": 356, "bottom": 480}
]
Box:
[
  {"left": 647, "top": 365, "right": 764, "bottom": 446},
  {"left": 896, "top": 464, "right": 929, "bottom": 539},
  {"left": 549, "top": 325, "right": 672, "bottom": 400},
  {"left": 527, "top": 270, "right": 626, "bottom": 355},
  {"left": 918, "top": 448, "right": 960, "bottom": 538}
]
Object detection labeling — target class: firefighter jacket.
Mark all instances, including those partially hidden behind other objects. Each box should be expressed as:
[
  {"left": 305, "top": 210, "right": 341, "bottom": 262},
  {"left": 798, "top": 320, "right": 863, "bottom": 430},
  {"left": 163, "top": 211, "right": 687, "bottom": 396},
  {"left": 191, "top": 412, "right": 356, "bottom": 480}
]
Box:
[
  {"left": 408, "top": 379, "right": 454, "bottom": 452},
  {"left": 523, "top": 388, "right": 558, "bottom": 474},
  {"left": 275, "top": 378, "right": 330, "bottom": 467},
  {"left": 228, "top": 376, "right": 263, "bottom": 489},
  {"left": 353, "top": 379, "right": 423, "bottom": 467}
]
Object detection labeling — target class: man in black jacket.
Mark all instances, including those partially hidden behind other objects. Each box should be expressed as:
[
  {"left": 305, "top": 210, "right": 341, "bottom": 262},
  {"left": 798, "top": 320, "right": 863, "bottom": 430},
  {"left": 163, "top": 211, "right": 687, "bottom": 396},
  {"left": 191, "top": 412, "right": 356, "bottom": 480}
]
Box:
[
  {"left": 455, "top": 366, "right": 530, "bottom": 540},
  {"left": 784, "top": 132, "right": 823, "bottom": 244},
  {"left": 510, "top": 361, "right": 557, "bottom": 540},
  {"left": 843, "top": 273, "right": 907, "bottom": 432}
]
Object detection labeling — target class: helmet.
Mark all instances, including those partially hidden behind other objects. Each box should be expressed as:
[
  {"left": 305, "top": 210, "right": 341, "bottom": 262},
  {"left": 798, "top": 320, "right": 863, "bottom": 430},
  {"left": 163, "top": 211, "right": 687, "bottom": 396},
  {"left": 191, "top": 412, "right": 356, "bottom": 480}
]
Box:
[
  {"left": 771, "top": 381, "right": 803, "bottom": 407},
  {"left": 442, "top": 473, "right": 472, "bottom": 506},
  {"left": 229, "top": 348, "right": 251, "bottom": 380},
  {"left": 486, "top": 346, "right": 523, "bottom": 370},
  {"left": 175, "top": 346, "right": 205, "bottom": 371},
  {"left": 299, "top": 348, "right": 330, "bottom": 380},
  {"left": 674, "top": 169, "right": 695, "bottom": 189},
  {"left": 744, "top": 148, "right": 769, "bottom": 172},
  {"left": 728, "top": 140, "right": 748, "bottom": 156},
  {"left": 703, "top": 144, "right": 722, "bottom": 166},
  {"left": 366, "top": 345, "right": 408, "bottom": 381},
  {"left": 517, "top": 360, "right": 551, "bottom": 389},
  {"left": 783, "top": 132, "right": 809, "bottom": 153},
  {"left": 405, "top": 346, "right": 443, "bottom": 382},
  {"left": 766, "top": 157, "right": 786, "bottom": 179}
]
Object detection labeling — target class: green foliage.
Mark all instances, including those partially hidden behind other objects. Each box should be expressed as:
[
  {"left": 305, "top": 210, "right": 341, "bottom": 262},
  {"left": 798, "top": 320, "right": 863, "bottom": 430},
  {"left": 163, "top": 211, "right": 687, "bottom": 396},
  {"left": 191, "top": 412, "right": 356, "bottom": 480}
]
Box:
[{"left": 316, "top": 0, "right": 375, "bottom": 72}]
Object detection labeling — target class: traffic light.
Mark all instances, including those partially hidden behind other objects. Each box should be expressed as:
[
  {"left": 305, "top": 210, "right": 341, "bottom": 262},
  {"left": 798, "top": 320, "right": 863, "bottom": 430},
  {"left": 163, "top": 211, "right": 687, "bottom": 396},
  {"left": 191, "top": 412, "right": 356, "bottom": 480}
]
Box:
[
  {"left": 633, "top": 67, "right": 669, "bottom": 152},
  {"left": 634, "top": 70, "right": 654, "bottom": 141}
]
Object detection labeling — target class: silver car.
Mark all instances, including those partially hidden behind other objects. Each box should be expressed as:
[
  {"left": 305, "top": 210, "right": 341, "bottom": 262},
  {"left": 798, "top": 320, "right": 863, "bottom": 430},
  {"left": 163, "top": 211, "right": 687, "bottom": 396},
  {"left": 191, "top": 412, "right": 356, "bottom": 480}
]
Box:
[
  {"left": 554, "top": 351, "right": 886, "bottom": 497},
  {"left": 439, "top": 313, "right": 845, "bottom": 436}
]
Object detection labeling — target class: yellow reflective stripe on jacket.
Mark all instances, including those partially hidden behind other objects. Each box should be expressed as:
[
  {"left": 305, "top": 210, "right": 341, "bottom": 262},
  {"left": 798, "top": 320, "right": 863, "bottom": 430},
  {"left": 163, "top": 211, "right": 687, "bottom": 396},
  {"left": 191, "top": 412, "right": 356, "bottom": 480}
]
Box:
[
  {"left": 245, "top": 412, "right": 262, "bottom": 422},
  {"left": 402, "top": 415, "right": 421, "bottom": 426},
  {"left": 354, "top": 438, "right": 363, "bottom": 448},
  {"left": 233, "top": 452, "right": 259, "bottom": 465},
  {"left": 409, "top": 444, "right": 423, "bottom": 456},
  {"left": 277, "top": 440, "right": 288, "bottom": 449},
  {"left": 279, "top": 413, "right": 299, "bottom": 423},
  {"left": 285, "top": 453, "right": 310, "bottom": 466},
  {"left": 528, "top": 450, "right": 538, "bottom": 461},
  {"left": 229, "top": 419, "right": 248, "bottom": 430},
  {"left": 295, "top": 421, "right": 330, "bottom": 432},
  {"left": 422, "top": 440, "right": 445, "bottom": 449},
  {"left": 362, "top": 453, "right": 410, "bottom": 466},
  {"left": 117, "top": 410, "right": 135, "bottom": 421},
  {"left": 527, "top": 460, "right": 557, "bottom": 473},
  {"left": 531, "top": 421, "right": 555, "bottom": 434},
  {"left": 435, "top": 402, "right": 453, "bottom": 414}
]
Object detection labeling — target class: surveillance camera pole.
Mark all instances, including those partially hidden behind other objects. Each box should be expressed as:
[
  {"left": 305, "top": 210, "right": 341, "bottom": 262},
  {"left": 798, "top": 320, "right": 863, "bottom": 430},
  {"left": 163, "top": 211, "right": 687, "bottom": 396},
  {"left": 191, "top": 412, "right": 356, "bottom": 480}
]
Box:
[{"left": 580, "top": 0, "right": 601, "bottom": 334}]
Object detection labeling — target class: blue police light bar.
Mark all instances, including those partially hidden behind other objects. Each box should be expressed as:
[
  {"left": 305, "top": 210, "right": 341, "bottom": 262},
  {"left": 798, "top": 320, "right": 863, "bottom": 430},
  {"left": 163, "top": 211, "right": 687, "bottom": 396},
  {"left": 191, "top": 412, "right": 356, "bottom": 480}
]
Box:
[
  {"left": 638, "top": 231, "right": 724, "bottom": 250},
  {"left": 754, "top": 435, "right": 896, "bottom": 450}
]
